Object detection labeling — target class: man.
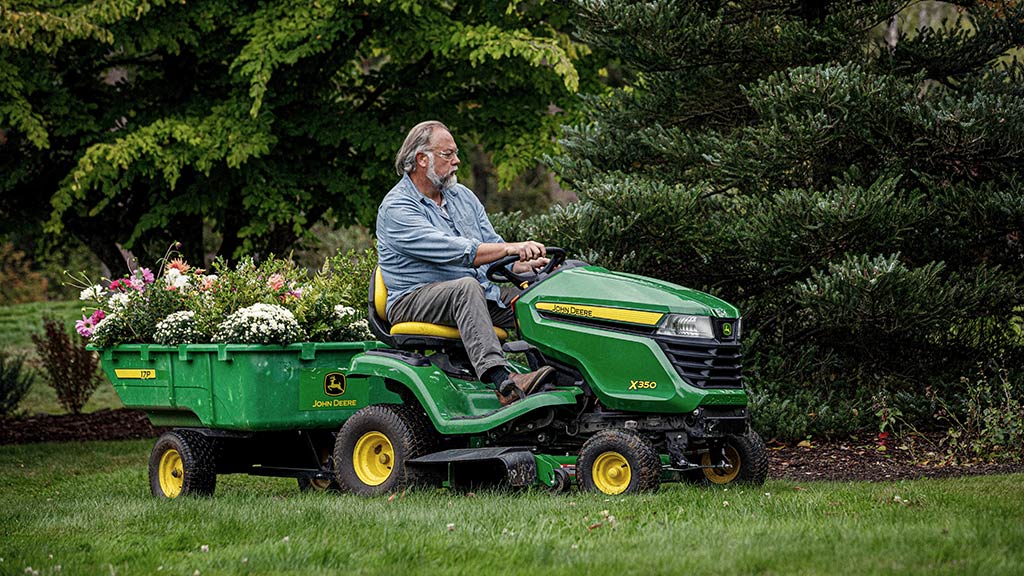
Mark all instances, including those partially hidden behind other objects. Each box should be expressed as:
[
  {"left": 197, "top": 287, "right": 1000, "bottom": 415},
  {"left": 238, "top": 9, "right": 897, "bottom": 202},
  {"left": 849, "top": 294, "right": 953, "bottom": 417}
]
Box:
[{"left": 376, "top": 121, "right": 554, "bottom": 405}]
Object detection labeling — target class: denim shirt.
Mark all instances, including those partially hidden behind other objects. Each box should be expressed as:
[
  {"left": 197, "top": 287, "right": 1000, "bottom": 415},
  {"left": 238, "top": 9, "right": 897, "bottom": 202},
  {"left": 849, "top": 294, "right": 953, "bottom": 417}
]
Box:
[{"left": 376, "top": 174, "right": 504, "bottom": 319}]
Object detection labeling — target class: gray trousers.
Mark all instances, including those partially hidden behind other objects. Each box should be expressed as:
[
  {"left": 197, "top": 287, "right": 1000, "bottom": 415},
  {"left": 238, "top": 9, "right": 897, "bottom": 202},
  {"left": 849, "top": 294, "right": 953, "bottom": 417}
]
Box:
[{"left": 388, "top": 277, "right": 519, "bottom": 379}]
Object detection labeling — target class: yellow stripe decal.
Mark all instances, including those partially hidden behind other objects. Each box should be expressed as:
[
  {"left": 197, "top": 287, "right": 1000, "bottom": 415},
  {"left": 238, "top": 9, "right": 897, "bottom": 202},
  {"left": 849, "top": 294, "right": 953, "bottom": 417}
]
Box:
[
  {"left": 115, "top": 369, "right": 157, "bottom": 380},
  {"left": 535, "top": 302, "right": 664, "bottom": 326}
]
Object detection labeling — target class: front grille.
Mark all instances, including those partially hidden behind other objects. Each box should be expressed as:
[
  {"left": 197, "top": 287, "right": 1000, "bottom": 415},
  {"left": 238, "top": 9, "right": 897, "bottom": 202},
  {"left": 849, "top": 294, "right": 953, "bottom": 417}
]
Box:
[{"left": 656, "top": 337, "right": 743, "bottom": 389}]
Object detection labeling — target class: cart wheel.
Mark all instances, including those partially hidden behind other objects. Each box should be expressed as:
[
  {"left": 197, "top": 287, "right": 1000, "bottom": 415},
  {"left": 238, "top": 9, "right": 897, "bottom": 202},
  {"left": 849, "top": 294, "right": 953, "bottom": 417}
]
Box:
[
  {"left": 149, "top": 430, "right": 217, "bottom": 498},
  {"left": 700, "top": 431, "right": 768, "bottom": 486},
  {"left": 333, "top": 404, "right": 436, "bottom": 496},
  {"left": 577, "top": 429, "right": 660, "bottom": 495}
]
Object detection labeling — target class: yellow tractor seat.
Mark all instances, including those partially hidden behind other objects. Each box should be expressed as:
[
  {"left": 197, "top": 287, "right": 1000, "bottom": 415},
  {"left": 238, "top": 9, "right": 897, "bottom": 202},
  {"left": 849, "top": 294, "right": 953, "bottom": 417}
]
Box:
[{"left": 368, "top": 267, "right": 508, "bottom": 349}]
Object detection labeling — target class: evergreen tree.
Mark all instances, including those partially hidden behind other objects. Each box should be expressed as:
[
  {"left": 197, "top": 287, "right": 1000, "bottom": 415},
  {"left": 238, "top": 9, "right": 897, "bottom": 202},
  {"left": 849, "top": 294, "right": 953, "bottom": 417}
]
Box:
[{"left": 521, "top": 1, "right": 1024, "bottom": 437}]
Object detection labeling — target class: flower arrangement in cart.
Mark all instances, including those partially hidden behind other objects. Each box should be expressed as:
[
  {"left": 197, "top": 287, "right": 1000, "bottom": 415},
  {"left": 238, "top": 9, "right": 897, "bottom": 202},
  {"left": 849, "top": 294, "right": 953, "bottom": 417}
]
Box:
[{"left": 69, "top": 246, "right": 375, "bottom": 347}]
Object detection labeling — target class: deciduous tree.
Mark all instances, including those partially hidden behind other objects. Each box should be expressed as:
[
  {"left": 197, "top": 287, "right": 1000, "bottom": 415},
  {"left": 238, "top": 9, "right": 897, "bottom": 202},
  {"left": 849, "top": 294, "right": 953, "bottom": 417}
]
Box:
[{"left": 1, "top": 0, "right": 595, "bottom": 275}]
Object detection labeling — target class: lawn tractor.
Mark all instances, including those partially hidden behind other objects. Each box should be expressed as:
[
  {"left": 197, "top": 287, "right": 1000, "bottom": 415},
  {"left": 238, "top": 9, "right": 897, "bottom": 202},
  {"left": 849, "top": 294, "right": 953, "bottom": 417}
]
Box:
[{"left": 99, "top": 248, "right": 767, "bottom": 498}]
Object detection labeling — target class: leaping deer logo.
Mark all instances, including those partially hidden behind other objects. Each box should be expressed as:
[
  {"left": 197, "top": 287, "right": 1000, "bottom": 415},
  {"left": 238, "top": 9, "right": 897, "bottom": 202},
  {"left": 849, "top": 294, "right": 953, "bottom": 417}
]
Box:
[{"left": 324, "top": 372, "right": 346, "bottom": 396}]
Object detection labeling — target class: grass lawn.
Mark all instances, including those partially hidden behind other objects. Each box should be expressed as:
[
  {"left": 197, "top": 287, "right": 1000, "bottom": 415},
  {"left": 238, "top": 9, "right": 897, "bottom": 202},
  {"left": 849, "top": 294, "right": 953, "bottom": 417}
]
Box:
[
  {"left": 1, "top": 440, "right": 1022, "bottom": 575},
  {"left": 0, "top": 300, "right": 122, "bottom": 415}
]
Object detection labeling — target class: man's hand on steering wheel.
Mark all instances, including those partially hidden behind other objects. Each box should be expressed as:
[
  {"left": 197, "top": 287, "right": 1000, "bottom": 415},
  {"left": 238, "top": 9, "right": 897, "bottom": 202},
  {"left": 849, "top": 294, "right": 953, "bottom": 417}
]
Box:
[
  {"left": 512, "top": 257, "right": 550, "bottom": 275},
  {"left": 486, "top": 247, "right": 566, "bottom": 286},
  {"left": 506, "top": 240, "right": 545, "bottom": 261}
]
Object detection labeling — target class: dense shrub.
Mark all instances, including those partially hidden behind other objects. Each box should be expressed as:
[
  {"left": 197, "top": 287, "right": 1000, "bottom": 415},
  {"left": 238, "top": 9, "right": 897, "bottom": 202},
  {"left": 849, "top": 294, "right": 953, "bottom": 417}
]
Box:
[
  {"left": 31, "top": 317, "right": 101, "bottom": 414},
  {"left": 0, "top": 351, "right": 34, "bottom": 418}
]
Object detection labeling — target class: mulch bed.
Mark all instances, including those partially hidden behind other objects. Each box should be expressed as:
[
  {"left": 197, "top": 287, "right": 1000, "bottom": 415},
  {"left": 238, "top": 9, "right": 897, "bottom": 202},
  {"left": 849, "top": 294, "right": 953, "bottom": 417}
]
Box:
[
  {"left": 0, "top": 408, "right": 167, "bottom": 445},
  {"left": 2, "top": 410, "right": 1021, "bottom": 482},
  {"left": 767, "top": 436, "right": 1024, "bottom": 482}
]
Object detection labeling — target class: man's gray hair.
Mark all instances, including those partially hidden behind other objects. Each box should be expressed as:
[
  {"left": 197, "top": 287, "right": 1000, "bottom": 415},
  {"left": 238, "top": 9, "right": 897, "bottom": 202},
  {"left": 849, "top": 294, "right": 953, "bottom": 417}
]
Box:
[{"left": 395, "top": 120, "right": 449, "bottom": 176}]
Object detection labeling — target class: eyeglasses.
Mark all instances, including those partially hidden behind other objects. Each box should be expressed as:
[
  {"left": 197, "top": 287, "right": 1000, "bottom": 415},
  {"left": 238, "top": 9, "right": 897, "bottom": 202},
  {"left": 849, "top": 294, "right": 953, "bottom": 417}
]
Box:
[{"left": 433, "top": 149, "right": 459, "bottom": 161}]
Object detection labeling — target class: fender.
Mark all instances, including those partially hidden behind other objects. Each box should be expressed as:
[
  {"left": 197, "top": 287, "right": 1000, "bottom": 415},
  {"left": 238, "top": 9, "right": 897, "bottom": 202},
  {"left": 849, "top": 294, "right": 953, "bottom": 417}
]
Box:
[{"left": 346, "top": 352, "right": 581, "bottom": 435}]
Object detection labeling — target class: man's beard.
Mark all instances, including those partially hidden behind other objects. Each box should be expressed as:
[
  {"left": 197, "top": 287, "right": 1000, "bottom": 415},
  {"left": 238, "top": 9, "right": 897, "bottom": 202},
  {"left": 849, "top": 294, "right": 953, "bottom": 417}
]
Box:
[{"left": 426, "top": 153, "right": 458, "bottom": 191}]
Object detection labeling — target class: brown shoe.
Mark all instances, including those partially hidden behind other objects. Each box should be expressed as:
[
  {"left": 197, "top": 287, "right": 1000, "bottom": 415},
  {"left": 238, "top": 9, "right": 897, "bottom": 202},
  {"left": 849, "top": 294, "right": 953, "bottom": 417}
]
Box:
[{"left": 498, "top": 366, "right": 555, "bottom": 406}]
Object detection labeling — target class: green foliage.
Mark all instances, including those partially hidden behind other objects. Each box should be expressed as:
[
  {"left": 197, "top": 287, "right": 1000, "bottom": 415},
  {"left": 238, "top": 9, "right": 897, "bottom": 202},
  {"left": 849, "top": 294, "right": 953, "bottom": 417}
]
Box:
[
  {"left": 1, "top": 0, "right": 598, "bottom": 276},
  {"left": 30, "top": 317, "right": 101, "bottom": 414},
  {"left": 521, "top": 1, "right": 1024, "bottom": 437},
  {"left": 0, "top": 350, "right": 33, "bottom": 418},
  {"left": 292, "top": 248, "right": 376, "bottom": 342},
  {"left": 937, "top": 363, "right": 1024, "bottom": 463}
]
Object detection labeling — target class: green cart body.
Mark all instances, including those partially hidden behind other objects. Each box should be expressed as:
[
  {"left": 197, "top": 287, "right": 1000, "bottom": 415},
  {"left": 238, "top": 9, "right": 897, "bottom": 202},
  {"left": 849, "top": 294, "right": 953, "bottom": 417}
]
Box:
[{"left": 100, "top": 342, "right": 399, "bottom": 430}]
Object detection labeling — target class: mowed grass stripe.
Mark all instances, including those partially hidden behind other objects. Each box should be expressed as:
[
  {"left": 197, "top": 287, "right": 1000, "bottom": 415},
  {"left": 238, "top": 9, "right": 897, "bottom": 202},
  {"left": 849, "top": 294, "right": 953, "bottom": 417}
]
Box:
[{"left": 1, "top": 440, "right": 1022, "bottom": 575}]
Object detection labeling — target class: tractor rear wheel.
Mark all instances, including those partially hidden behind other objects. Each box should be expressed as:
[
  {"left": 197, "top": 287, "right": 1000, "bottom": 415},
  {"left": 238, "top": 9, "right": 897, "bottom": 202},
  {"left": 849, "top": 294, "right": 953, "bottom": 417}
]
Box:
[
  {"left": 577, "top": 429, "right": 660, "bottom": 495},
  {"left": 700, "top": 431, "right": 768, "bottom": 486},
  {"left": 148, "top": 430, "right": 217, "bottom": 498},
  {"left": 333, "top": 404, "right": 436, "bottom": 496}
]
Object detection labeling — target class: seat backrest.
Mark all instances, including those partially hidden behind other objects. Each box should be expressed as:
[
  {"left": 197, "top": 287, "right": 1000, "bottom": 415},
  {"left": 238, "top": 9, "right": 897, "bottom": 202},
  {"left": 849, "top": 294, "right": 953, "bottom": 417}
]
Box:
[
  {"left": 372, "top": 266, "right": 388, "bottom": 321},
  {"left": 367, "top": 266, "right": 395, "bottom": 344}
]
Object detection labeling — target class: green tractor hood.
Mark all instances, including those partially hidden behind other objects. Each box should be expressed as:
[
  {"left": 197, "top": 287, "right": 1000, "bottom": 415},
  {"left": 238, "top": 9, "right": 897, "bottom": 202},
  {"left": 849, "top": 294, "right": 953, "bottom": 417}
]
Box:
[{"left": 515, "top": 266, "right": 747, "bottom": 414}]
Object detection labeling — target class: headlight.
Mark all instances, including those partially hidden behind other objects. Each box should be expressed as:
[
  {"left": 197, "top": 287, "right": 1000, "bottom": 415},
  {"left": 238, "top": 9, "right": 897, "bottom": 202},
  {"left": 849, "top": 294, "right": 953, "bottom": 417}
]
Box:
[{"left": 656, "top": 314, "right": 715, "bottom": 339}]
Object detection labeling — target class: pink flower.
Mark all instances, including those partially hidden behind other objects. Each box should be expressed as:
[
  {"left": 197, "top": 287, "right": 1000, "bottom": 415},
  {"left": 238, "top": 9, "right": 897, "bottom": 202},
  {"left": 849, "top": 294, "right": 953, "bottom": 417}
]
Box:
[
  {"left": 140, "top": 268, "right": 155, "bottom": 284},
  {"left": 128, "top": 276, "right": 145, "bottom": 291},
  {"left": 267, "top": 273, "right": 286, "bottom": 291},
  {"left": 90, "top": 309, "right": 106, "bottom": 323},
  {"left": 76, "top": 315, "right": 96, "bottom": 338},
  {"left": 108, "top": 279, "right": 125, "bottom": 291}
]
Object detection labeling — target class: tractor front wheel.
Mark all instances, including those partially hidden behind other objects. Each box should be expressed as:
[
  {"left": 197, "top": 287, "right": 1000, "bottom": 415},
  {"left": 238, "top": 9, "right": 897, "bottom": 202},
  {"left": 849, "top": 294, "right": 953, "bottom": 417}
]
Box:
[
  {"left": 148, "top": 430, "right": 217, "bottom": 498},
  {"left": 700, "top": 431, "right": 768, "bottom": 486},
  {"left": 333, "top": 404, "right": 436, "bottom": 496},
  {"left": 577, "top": 429, "right": 660, "bottom": 495}
]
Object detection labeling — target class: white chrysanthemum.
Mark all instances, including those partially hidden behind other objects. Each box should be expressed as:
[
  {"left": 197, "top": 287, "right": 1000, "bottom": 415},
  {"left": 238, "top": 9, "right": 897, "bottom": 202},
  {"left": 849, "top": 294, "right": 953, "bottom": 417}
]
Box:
[
  {"left": 154, "top": 311, "right": 202, "bottom": 345},
  {"left": 80, "top": 284, "right": 105, "bottom": 301},
  {"left": 108, "top": 292, "right": 131, "bottom": 311},
  {"left": 334, "top": 305, "right": 357, "bottom": 318},
  {"left": 213, "top": 303, "right": 303, "bottom": 344}
]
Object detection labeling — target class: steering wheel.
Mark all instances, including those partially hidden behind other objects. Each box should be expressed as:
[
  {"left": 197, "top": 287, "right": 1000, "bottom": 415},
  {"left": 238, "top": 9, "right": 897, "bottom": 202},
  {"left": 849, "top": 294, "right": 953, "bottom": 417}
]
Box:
[{"left": 486, "top": 247, "right": 566, "bottom": 286}]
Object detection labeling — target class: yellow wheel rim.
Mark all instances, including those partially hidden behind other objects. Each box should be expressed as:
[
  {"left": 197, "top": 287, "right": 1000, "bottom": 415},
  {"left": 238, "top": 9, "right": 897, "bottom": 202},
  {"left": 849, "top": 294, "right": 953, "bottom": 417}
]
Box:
[
  {"left": 353, "top": 431, "right": 395, "bottom": 486},
  {"left": 158, "top": 449, "right": 184, "bottom": 498},
  {"left": 702, "top": 445, "right": 741, "bottom": 484},
  {"left": 592, "top": 451, "right": 631, "bottom": 495}
]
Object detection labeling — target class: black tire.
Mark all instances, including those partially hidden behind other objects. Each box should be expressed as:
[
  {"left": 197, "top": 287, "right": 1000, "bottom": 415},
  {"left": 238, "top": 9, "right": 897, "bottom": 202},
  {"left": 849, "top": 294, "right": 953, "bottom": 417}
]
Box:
[
  {"left": 546, "top": 467, "right": 572, "bottom": 494},
  {"left": 700, "top": 430, "right": 769, "bottom": 486},
  {"left": 577, "top": 429, "right": 661, "bottom": 495},
  {"left": 148, "top": 430, "right": 217, "bottom": 498},
  {"left": 333, "top": 404, "right": 437, "bottom": 496}
]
